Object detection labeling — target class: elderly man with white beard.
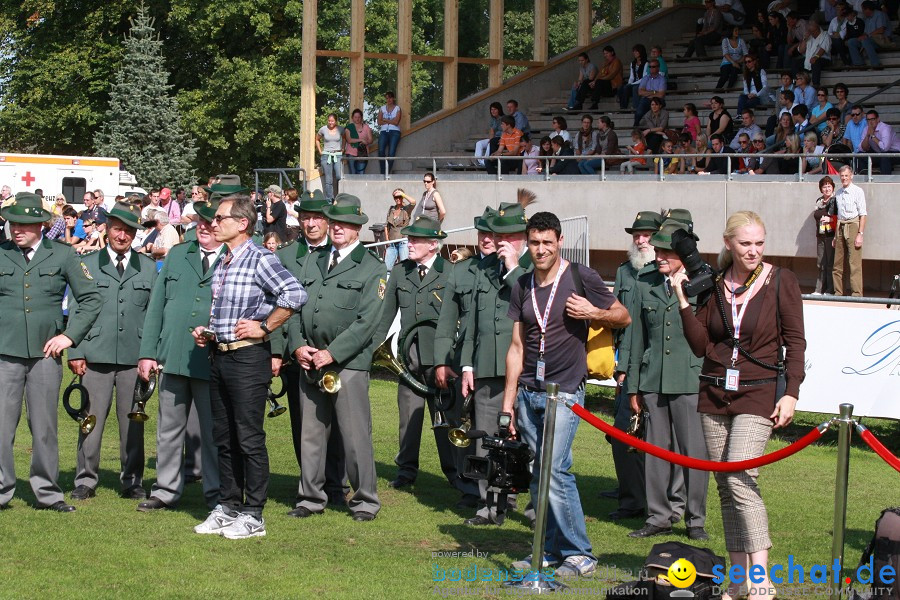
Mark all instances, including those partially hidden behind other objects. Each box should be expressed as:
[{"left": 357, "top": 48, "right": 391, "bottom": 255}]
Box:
[{"left": 605, "top": 211, "right": 663, "bottom": 521}]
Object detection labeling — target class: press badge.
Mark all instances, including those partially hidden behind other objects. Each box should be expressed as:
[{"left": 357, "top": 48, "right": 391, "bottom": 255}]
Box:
[
  {"left": 725, "top": 368, "right": 740, "bottom": 391},
  {"left": 536, "top": 360, "right": 546, "bottom": 382}
]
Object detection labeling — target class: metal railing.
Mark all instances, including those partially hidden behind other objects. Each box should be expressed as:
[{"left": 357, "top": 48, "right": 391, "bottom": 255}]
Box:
[{"left": 253, "top": 168, "right": 308, "bottom": 194}]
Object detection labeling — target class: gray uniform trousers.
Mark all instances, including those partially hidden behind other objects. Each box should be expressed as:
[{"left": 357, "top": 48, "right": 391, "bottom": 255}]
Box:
[
  {"left": 0, "top": 355, "right": 64, "bottom": 506},
  {"left": 150, "top": 373, "right": 220, "bottom": 508},
  {"left": 473, "top": 376, "right": 535, "bottom": 524},
  {"left": 611, "top": 382, "right": 646, "bottom": 512},
  {"left": 75, "top": 364, "right": 144, "bottom": 491},
  {"left": 297, "top": 368, "right": 380, "bottom": 516},
  {"left": 182, "top": 401, "right": 202, "bottom": 480},
  {"left": 643, "top": 392, "right": 708, "bottom": 528}
]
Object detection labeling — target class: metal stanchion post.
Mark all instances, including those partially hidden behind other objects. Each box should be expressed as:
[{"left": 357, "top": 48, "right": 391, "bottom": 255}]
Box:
[
  {"left": 829, "top": 403, "right": 854, "bottom": 600},
  {"left": 505, "top": 382, "right": 566, "bottom": 593}
]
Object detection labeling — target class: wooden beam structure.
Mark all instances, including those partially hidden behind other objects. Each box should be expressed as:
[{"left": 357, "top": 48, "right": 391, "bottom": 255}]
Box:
[
  {"left": 620, "top": 0, "right": 634, "bottom": 27},
  {"left": 489, "top": 0, "right": 504, "bottom": 87},
  {"left": 349, "top": 0, "right": 365, "bottom": 114},
  {"left": 577, "top": 0, "right": 592, "bottom": 47},
  {"left": 443, "top": 0, "right": 459, "bottom": 109},
  {"left": 534, "top": 0, "right": 548, "bottom": 63},
  {"left": 300, "top": 0, "right": 317, "bottom": 177},
  {"left": 397, "top": 0, "right": 413, "bottom": 131}
]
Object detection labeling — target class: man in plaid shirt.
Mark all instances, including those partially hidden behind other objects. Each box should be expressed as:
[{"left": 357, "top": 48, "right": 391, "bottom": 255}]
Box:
[{"left": 192, "top": 195, "right": 306, "bottom": 540}]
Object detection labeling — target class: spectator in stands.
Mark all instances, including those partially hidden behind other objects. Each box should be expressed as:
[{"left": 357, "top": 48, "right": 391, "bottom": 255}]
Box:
[
  {"left": 860, "top": 108, "right": 900, "bottom": 173},
  {"left": 749, "top": 24, "right": 771, "bottom": 67},
  {"left": 680, "top": 133, "right": 701, "bottom": 173},
  {"left": 344, "top": 108, "right": 373, "bottom": 175},
  {"left": 569, "top": 52, "right": 598, "bottom": 110},
  {"left": 384, "top": 188, "right": 415, "bottom": 270},
  {"left": 733, "top": 132, "right": 756, "bottom": 173},
  {"left": 579, "top": 116, "right": 620, "bottom": 174},
  {"left": 74, "top": 219, "right": 105, "bottom": 254},
  {"left": 620, "top": 129, "right": 649, "bottom": 174},
  {"left": 573, "top": 114, "right": 600, "bottom": 157},
  {"left": 842, "top": 105, "right": 867, "bottom": 155},
  {"left": 474, "top": 102, "right": 504, "bottom": 166},
  {"left": 731, "top": 109, "right": 763, "bottom": 149},
  {"left": 861, "top": 1, "right": 895, "bottom": 50},
  {"left": 791, "top": 104, "right": 812, "bottom": 137},
  {"left": 718, "top": 26, "right": 749, "bottom": 90},
  {"left": 701, "top": 133, "right": 735, "bottom": 174},
  {"left": 765, "top": 88, "right": 797, "bottom": 138},
  {"left": 634, "top": 59, "right": 666, "bottom": 126},
  {"left": 487, "top": 115, "right": 523, "bottom": 175},
  {"left": 284, "top": 187, "right": 300, "bottom": 240},
  {"left": 551, "top": 116, "right": 571, "bottom": 143},
  {"left": 640, "top": 98, "right": 670, "bottom": 154},
  {"left": 62, "top": 206, "right": 81, "bottom": 245},
  {"left": 833, "top": 165, "right": 866, "bottom": 296},
  {"left": 537, "top": 136, "right": 554, "bottom": 174},
  {"left": 706, "top": 96, "right": 734, "bottom": 144},
  {"left": 785, "top": 11, "right": 808, "bottom": 63},
  {"left": 821, "top": 107, "right": 846, "bottom": 146},
  {"left": 414, "top": 172, "right": 447, "bottom": 223},
  {"left": 845, "top": 6, "right": 880, "bottom": 65},
  {"left": 653, "top": 138, "right": 681, "bottom": 174},
  {"left": 548, "top": 136, "right": 580, "bottom": 175},
  {"left": 619, "top": 44, "right": 648, "bottom": 109},
  {"left": 149, "top": 210, "right": 179, "bottom": 259},
  {"left": 682, "top": 103, "right": 702, "bottom": 141},
  {"left": 832, "top": 82, "right": 851, "bottom": 117},
  {"left": 587, "top": 46, "right": 624, "bottom": 107},
  {"left": 798, "top": 20, "right": 832, "bottom": 86},
  {"left": 521, "top": 135, "right": 541, "bottom": 175},
  {"left": 376, "top": 91, "right": 402, "bottom": 175},
  {"left": 317, "top": 113, "right": 344, "bottom": 200},
  {"left": 718, "top": 0, "right": 746, "bottom": 27},
  {"left": 506, "top": 99, "right": 531, "bottom": 136},
  {"left": 767, "top": 11, "right": 789, "bottom": 67},
  {"left": 647, "top": 45, "right": 669, "bottom": 79},
  {"left": 692, "top": 132, "right": 713, "bottom": 172},
  {"left": 738, "top": 54, "right": 772, "bottom": 114},
  {"left": 813, "top": 176, "right": 838, "bottom": 295},
  {"left": 794, "top": 71, "right": 816, "bottom": 108},
  {"left": 52, "top": 194, "right": 66, "bottom": 218},
  {"left": 803, "top": 131, "right": 827, "bottom": 173},
  {"left": 828, "top": 2, "right": 851, "bottom": 65},
  {"left": 782, "top": 133, "right": 803, "bottom": 173},
  {"left": 810, "top": 87, "right": 834, "bottom": 133},
  {"left": 746, "top": 133, "right": 767, "bottom": 172},
  {"left": 770, "top": 111, "right": 795, "bottom": 146},
  {"left": 160, "top": 187, "right": 181, "bottom": 226},
  {"left": 684, "top": 0, "right": 724, "bottom": 58}
]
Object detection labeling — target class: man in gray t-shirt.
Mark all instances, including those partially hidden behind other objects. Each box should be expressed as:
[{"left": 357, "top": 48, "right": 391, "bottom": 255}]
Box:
[{"left": 570, "top": 52, "right": 599, "bottom": 110}]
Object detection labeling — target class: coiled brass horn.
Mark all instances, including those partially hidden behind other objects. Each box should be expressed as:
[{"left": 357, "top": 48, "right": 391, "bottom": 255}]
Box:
[
  {"left": 267, "top": 375, "right": 287, "bottom": 418},
  {"left": 398, "top": 319, "right": 451, "bottom": 429},
  {"left": 128, "top": 372, "right": 157, "bottom": 422},
  {"left": 304, "top": 369, "right": 342, "bottom": 394},
  {"left": 448, "top": 393, "right": 474, "bottom": 448},
  {"left": 63, "top": 377, "right": 96, "bottom": 435}
]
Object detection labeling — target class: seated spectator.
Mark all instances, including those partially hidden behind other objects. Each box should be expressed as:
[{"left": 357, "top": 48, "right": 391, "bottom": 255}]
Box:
[
  {"left": 586, "top": 46, "right": 624, "bottom": 107},
  {"left": 474, "top": 102, "right": 504, "bottom": 166},
  {"left": 573, "top": 114, "right": 600, "bottom": 157},
  {"left": 620, "top": 129, "right": 649, "bottom": 174},
  {"left": 683, "top": 0, "right": 724, "bottom": 58},
  {"left": 646, "top": 45, "right": 669, "bottom": 79},
  {"left": 745, "top": 133, "right": 767, "bottom": 172},
  {"left": 73, "top": 219, "right": 105, "bottom": 254},
  {"left": 768, "top": 111, "right": 795, "bottom": 146},
  {"left": 706, "top": 96, "right": 734, "bottom": 144},
  {"left": 487, "top": 115, "right": 523, "bottom": 174},
  {"left": 842, "top": 105, "right": 867, "bottom": 153},
  {"left": 767, "top": 11, "right": 789, "bottom": 67},
  {"left": 780, "top": 133, "right": 802, "bottom": 173},
  {"left": 833, "top": 82, "right": 851, "bottom": 118},
  {"left": 810, "top": 87, "right": 834, "bottom": 133},
  {"left": 861, "top": 1, "right": 895, "bottom": 50},
  {"left": 769, "top": 0, "right": 791, "bottom": 17},
  {"left": 682, "top": 103, "right": 702, "bottom": 141},
  {"left": 148, "top": 210, "right": 179, "bottom": 259},
  {"left": 579, "top": 116, "right": 621, "bottom": 174},
  {"left": 730, "top": 109, "right": 763, "bottom": 149},
  {"left": 653, "top": 138, "right": 681, "bottom": 174},
  {"left": 633, "top": 59, "right": 666, "bottom": 126},
  {"left": 765, "top": 88, "right": 797, "bottom": 136},
  {"left": 506, "top": 99, "right": 531, "bottom": 136},
  {"left": 521, "top": 134, "right": 542, "bottom": 175},
  {"left": 640, "top": 97, "right": 670, "bottom": 154},
  {"left": 569, "top": 52, "right": 599, "bottom": 110},
  {"left": 700, "top": 133, "right": 735, "bottom": 174},
  {"left": 796, "top": 20, "right": 831, "bottom": 86},
  {"left": 828, "top": 2, "right": 851, "bottom": 65},
  {"left": 679, "top": 133, "right": 701, "bottom": 173},
  {"left": 860, "top": 108, "right": 900, "bottom": 173},
  {"left": 692, "top": 132, "right": 713, "bottom": 172},
  {"left": 717, "top": 0, "right": 746, "bottom": 26},
  {"left": 718, "top": 26, "right": 749, "bottom": 90},
  {"left": 803, "top": 131, "right": 827, "bottom": 174},
  {"left": 737, "top": 54, "right": 772, "bottom": 114},
  {"left": 794, "top": 71, "right": 816, "bottom": 107},
  {"left": 43, "top": 212, "right": 65, "bottom": 241},
  {"left": 537, "top": 135, "right": 554, "bottom": 173},
  {"left": 61, "top": 206, "right": 82, "bottom": 245},
  {"left": 821, "top": 107, "right": 846, "bottom": 147},
  {"left": 733, "top": 132, "right": 756, "bottom": 173},
  {"left": 847, "top": 6, "right": 882, "bottom": 65},
  {"left": 548, "top": 136, "right": 580, "bottom": 175},
  {"left": 551, "top": 116, "right": 571, "bottom": 143},
  {"left": 748, "top": 24, "right": 771, "bottom": 67},
  {"left": 618, "top": 44, "right": 647, "bottom": 110},
  {"left": 792, "top": 104, "right": 812, "bottom": 137},
  {"left": 785, "top": 11, "right": 808, "bottom": 63}
]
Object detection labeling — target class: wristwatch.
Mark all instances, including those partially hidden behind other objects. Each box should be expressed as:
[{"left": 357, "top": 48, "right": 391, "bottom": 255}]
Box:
[{"left": 260, "top": 320, "right": 272, "bottom": 335}]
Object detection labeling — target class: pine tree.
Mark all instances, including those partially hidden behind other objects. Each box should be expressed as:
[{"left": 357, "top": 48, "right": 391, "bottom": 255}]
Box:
[{"left": 95, "top": 3, "right": 196, "bottom": 190}]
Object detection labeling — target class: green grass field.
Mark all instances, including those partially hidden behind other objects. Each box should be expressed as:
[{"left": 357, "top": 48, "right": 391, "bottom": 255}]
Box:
[{"left": 1, "top": 369, "right": 898, "bottom": 600}]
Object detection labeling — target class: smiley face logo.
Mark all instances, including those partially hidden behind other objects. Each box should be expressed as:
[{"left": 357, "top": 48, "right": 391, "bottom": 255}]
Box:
[{"left": 668, "top": 558, "right": 697, "bottom": 589}]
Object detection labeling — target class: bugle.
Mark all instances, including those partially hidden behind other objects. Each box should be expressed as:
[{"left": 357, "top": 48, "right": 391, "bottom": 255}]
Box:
[
  {"left": 128, "top": 372, "right": 157, "bottom": 422},
  {"left": 267, "top": 374, "right": 287, "bottom": 417},
  {"left": 304, "top": 369, "right": 342, "bottom": 394},
  {"left": 448, "top": 392, "right": 474, "bottom": 448},
  {"left": 63, "top": 377, "right": 96, "bottom": 435}
]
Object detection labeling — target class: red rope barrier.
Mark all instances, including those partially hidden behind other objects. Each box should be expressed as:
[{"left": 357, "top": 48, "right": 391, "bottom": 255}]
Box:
[
  {"left": 858, "top": 427, "right": 900, "bottom": 474},
  {"left": 570, "top": 403, "right": 827, "bottom": 472}
]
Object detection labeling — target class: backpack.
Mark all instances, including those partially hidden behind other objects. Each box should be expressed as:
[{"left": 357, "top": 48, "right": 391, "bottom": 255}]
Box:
[
  {"left": 857, "top": 507, "right": 900, "bottom": 599},
  {"left": 568, "top": 263, "right": 616, "bottom": 380},
  {"left": 606, "top": 541, "right": 726, "bottom": 600}
]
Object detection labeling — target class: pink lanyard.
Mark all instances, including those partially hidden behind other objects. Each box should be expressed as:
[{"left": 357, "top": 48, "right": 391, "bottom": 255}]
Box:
[
  {"left": 530, "top": 261, "right": 569, "bottom": 360},
  {"left": 729, "top": 271, "right": 759, "bottom": 367}
]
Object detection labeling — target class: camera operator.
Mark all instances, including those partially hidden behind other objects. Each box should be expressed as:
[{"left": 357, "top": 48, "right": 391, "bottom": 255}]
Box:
[
  {"left": 263, "top": 184, "right": 288, "bottom": 242},
  {"left": 504, "top": 211, "right": 630, "bottom": 579}
]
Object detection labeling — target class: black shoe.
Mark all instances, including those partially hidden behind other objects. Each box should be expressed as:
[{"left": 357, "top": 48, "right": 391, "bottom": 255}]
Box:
[
  {"left": 287, "top": 506, "right": 322, "bottom": 518},
  {"left": 608, "top": 508, "right": 644, "bottom": 520},
  {"left": 352, "top": 511, "right": 376, "bottom": 522},
  {"left": 598, "top": 489, "right": 619, "bottom": 500},
  {"left": 38, "top": 501, "right": 76, "bottom": 513},
  {"left": 136, "top": 497, "right": 171, "bottom": 512},
  {"left": 120, "top": 486, "right": 148, "bottom": 500},
  {"left": 0, "top": 503, "right": 8, "bottom": 510},
  {"left": 687, "top": 526, "right": 709, "bottom": 541},
  {"left": 70, "top": 485, "right": 96, "bottom": 500},
  {"left": 628, "top": 524, "right": 673, "bottom": 538},
  {"left": 456, "top": 494, "right": 479, "bottom": 509},
  {"left": 464, "top": 515, "right": 495, "bottom": 526},
  {"left": 388, "top": 477, "right": 415, "bottom": 489}
]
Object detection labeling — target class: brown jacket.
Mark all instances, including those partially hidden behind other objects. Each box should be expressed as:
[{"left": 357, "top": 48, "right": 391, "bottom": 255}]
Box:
[
  {"left": 680, "top": 266, "right": 806, "bottom": 418},
  {"left": 597, "top": 57, "right": 624, "bottom": 90}
]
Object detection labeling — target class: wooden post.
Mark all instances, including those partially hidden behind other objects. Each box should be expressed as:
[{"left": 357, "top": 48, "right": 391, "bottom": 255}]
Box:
[
  {"left": 443, "top": 0, "right": 459, "bottom": 109},
  {"left": 620, "top": 0, "right": 634, "bottom": 27},
  {"left": 300, "top": 0, "right": 318, "bottom": 178},
  {"left": 489, "top": 0, "right": 504, "bottom": 86},
  {"left": 349, "top": 0, "right": 365, "bottom": 114},
  {"left": 661, "top": 0, "right": 674, "bottom": 7},
  {"left": 577, "top": 0, "right": 592, "bottom": 47},
  {"left": 534, "top": 0, "right": 548, "bottom": 63},
  {"left": 398, "top": 0, "right": 413, "bottom": 131}
]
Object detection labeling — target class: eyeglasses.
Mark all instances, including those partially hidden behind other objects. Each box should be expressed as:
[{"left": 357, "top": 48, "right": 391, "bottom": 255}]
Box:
[
  {"left": 423, "top": 179, "right": 433, "bottom": 184},
  {"left": 213, "top": 215, "right": 238, "bottom": 223}
]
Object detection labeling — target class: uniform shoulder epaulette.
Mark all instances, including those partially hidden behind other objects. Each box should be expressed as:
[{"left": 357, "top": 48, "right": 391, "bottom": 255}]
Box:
[
  {"left": 277, "top": 240, "right": 296, "bottom": 250},
  {"left": 136, "top": 251, "right": 156, "bottom": 264},
  {"left": 80, "top": 249, "right": 100, "bottom": 257},
  {"left": 636, "top": 261, "right": 658, "bottom": 278},
  {"left": 618, "top": 259, "right": 630, "bottom": 268},
  {"left": 368, "top": 248, "right": 384, "bottom": 262}
]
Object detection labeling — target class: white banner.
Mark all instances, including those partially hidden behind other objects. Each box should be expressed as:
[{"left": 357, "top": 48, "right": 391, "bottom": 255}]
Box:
[{"left": 799, "top": 304, "right": 900, "bottom": 419}]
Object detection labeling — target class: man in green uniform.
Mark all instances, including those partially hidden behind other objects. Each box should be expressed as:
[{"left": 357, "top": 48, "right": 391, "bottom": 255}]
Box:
[
  {"left": 0, "top": 192, "right": 102, "bottom": 511},
  {"left": 373, "top": 216, "right": 478, "bottom": 506},
  {"left": 273, "top": 189, "right": 347, "bottom": 511},
  {"left": 626, "top": 217, "right": 709, "bottom": 540},
  {"left": 67, "top": 202, "right": 158, "bottom": 501},
  {"left": 458, "top": 198, "right": 535, "bottom": 527},
  {"left": 286, "top": 193, "right": 386, "bottom": 521}
]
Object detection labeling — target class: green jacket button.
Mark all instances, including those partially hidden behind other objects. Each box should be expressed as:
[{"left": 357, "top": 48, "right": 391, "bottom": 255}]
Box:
[
  {"left": 25, "top": 308, "right": 31, "bottom": 313},
  {"left": 666, "top": 321, "right": 671, "bottom": 326},
  {"left": 666, "top": 335, "right": 671, "bottom": 341},
  {"left": 24, "top": 283, "right": 29, "bottom": 288},
  {"left": 665, "top": 349, "right": 671, "bottom": 355},
  {"left": 24, "top": 296, "right": 29, "bottom": 301},
  {"left": 119, "top": 298, "right": 125, "bottom": 303},
  {"left": 119, "top": 328, "right": 124, "bottom": 332},
  {"left": 191, "top": 312, "right": 197, "bottom": 316}
]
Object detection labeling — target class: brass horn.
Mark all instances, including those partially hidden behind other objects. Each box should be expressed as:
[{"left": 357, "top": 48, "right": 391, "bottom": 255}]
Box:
[
  {"left": 397, "top": 319, "right": 451, "bottom": 429},
  {"left": 448, "top": 392, "right": 474, "bottom": 448},
  {"left": 128, "top": 372, "right": 157, "bottom": 422},
  {"left": 305, "top": 369, "right": 342, "bottom": 394},
  {"left": 63, "top": 377, "right": 96, "bottom": 435},
  {"left": 267, "top": 375, "right": 287, "bottom": 418}
]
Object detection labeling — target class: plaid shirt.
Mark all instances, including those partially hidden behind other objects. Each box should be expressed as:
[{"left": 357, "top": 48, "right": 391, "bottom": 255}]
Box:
[
  {"left": 210, "top": 239, "right": 306, "bottom": 343},
  {"left": 44, "top": 217, "right": 65, "bottom": 240}
]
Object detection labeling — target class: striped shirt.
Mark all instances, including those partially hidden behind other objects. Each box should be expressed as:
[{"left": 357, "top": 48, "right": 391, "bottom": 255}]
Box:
[{"left": 210, "top": 238, "right": 307, "bottom": 343}]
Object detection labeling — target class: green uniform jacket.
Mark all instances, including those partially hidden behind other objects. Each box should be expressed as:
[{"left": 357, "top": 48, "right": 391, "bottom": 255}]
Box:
[
  {"left": 459, "top": 252, "right": 533, "bottom": 378},
  {"left": 433, "top": 256, "right": 479, "bottom": 368},
  {"left": 0, "top": 238, "right": 102, "bottom": 358},
  {"left": 138, "top": 240, "right": 221, "bottom": 380},
  {"left": 68, "top": 250, "right": 158, "bottom": 365},
  {"left": 625, "top": 263, "right": 702, "bottom": 396},
  {"left": 271, "top": 237, "right": 331, "bottom": 357},
  {"left": 286, "top": 243, "right": 386, "bottom": 371},
  {"left": 374, "top": 256, "right": 447, "bottom": 367},
  {"left": 613, "top": 260, "right": 640, "bottom": 373}
]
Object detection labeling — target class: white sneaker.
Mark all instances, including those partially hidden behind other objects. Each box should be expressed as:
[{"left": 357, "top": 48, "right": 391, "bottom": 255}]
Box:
[
  {"left": 554, "top": 555, "right": 597, "bottom": 578},
  {"left": 221, "top": 513, "right": 266, "bottom": 539},
  {"left": 511, "top": 553, "right": 559, "bottom": 571},
  {"left": 194, "top": 504, "right": 237, "bottom": 535}
]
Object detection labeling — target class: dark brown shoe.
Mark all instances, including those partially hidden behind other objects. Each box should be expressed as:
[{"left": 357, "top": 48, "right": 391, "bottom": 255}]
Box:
[
  {"left": 136, "top": 497, "right": 171, "bottom": 512},
  {"left": 38, "top": 501, "right": 76, "bottom": 512}
]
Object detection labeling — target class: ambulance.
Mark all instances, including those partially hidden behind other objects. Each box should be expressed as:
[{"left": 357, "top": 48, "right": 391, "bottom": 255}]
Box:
[{"left": 0, "top": 152, "right": 146, "bottom": 210}]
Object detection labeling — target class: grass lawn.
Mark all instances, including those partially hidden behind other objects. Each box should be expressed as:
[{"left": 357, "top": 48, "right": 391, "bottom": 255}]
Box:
[{"left": 1, "top": 368, "right": 898, "bottom": 600}]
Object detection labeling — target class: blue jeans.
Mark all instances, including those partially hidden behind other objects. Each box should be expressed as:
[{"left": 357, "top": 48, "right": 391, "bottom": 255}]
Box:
[
  {"left": 578, "top": 158, "right": 604, "bottom": 175},
  {"left": 347, "top": 158, "right": 367, "bottom": 174},
  {"left": 378, "top": 130, "right": 401, "bottom": 174},
  {"left": 320, "top": 155, "right": 342, "bottom": 200},
  {"left": 384, "top": 240, "right": 408, "bottom": 272},
  {"left": 737, "top": 94, "right": 764, "bottom": 116},
  {"left": 848, "top": 37, "right": 881, "bottom": 66},
  {"left": 516, "top": 386, "right": 594, "bottom": 561}
]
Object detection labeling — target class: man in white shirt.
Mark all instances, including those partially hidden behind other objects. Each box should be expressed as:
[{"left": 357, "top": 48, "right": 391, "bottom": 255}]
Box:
[
  {"left": 149, "top": 210, "right": 180, "bottom": 259},
  {"left": 833, "top": 165, "right": 867, "bottom": 297},
  {"left": 730, "top": 109, "right": 763, "bottom": 150},
  {"left": 797, "top": 20, "right": 832, "bottom": 85}
]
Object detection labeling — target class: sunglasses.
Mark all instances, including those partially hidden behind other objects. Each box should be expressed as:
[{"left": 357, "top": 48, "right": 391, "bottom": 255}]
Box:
[
  {"left": 851, "top": 113, "right": 862, "bottom": 117},
  {"left": 213, "top": 215, "right": 238, "bottom": 223},
  {"left": 753, "top": 140, "right": 765, "bottom": 144},
  {"left": 423, "top": 179, "right": 433, "bottom": 183},
  {"left": 393, "top": 195, "right": 403, "bottom": 199},
  {"left": 828, "top": 117, "right": 839, "bottom": 121}
]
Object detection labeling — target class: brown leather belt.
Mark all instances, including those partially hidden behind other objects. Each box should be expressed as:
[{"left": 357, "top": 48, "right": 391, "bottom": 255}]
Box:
[{"left": 215, "top": 335, "right": 269, "bottom": 353}]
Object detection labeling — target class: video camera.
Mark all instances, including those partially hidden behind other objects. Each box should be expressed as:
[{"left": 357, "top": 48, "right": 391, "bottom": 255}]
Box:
[
  {"left": 670, "top": 227, "right": 716, "bottom": 298},
  {"left": 463, "top": 412, "right": 534, "bottom": 494}
]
